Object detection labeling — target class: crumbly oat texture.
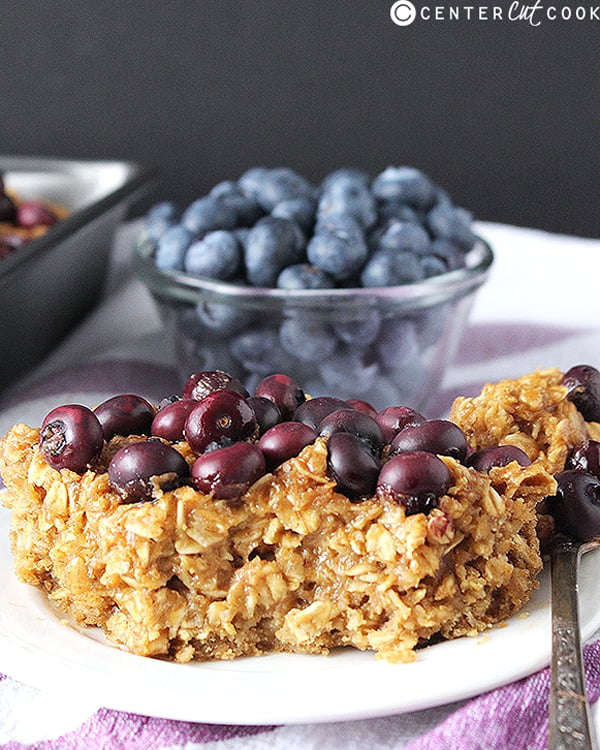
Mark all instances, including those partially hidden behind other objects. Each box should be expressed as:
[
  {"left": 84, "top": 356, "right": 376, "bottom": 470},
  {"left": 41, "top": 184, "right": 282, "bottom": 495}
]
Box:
[
  {"left": 450, "top": 368, "right": 588, "bottom": 475},
  {"left": 0, "top": 368, "right": 586, "bottom": 664}
]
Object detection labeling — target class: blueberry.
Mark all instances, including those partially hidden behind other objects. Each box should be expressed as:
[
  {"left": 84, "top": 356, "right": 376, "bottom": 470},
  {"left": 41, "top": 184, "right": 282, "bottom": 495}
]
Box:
[
  {"left": 326, "top": 432, "right": 380, "bottom": 500},
  {"left": 230, "top": 327, "right": 295, "bottom": 375},
  {"left": 108, "top": 441, "right": 189, "bottom": 503},
  {"left": 233, "top": 226, "right": 251, "bottom": 246},
  {"left": 413, "top": 307, "right": 446, "bottom": 348},
  {"left": 94, "top": 394, "right": 156, "bottom": 440},
  {"left": 307, "top": 215, "right": 368, "bottom": 281},
  {"left": 195, "top": 301, "right": 250, "bottom": 337},
  {"left": 147, "top": 201, "right": 177, "bottom": 221},
  {"left": 361, "top": 249, "right": 425, "bottom": 287},
  {"left": 177, "top": 338, "right": 241, "bottom": 381},
  {"left": 376, "top": 406, "right": 426, "bottom": 443},
  {"left": 259, "top": 421, "right": 317, "bottom": 470},
  {"left": 318, "top": 346, "right": 379, "bottom": 396},
  {"left": 375, "top": 317, "right": 420, "bottom": 372},
  {"left": 293, "top": 396, "right": 349, "bottom": 429},
  {"left": 271, "top": 197, "right": 316, "bottom": 234},
  {"left": 346, "top": 399, "right": 378, "bottom": 418},
  {"left": 318, "top": 408, "right": 384, "bottom": 454},
  {"left": 562, "top": 365, "right": 600, "bottom": 422},
  {"left": 191, "top": 442, "right": 266, "bottom": 499},
  {"left": 155, "top": 224, "right": 194, "bottom": 271},
  {"left": 151, "top": 399, "right": 197, "bottom": 442},
  {"left": 209, "top": 180, "right": 239, "bottom": 200},
  {"left": 18, "top": 201, "right": 57, "bottom": 228},
  {"left": 244, "top": 216, "right": 305, "bottom": 286},
  {"left": 209, "top": 180, "right": 263, "bottom": 226},
  {"left": 433, "top": 186, "right": 454, "bottom": 208},
  {"left": 372, "top": 166, "right": 436, "bottom": 209},
  {"left": 145, "top": 201, "right": 179, "bottom": 241},
  {"left": 376, "top": 201, "right": 420, "bottom": 225},
  {"left": 378, "top": 220, "right": 431, "bottom": 256},
  {"left": 366, "top": 223, "right": 388, "bottom": 253},
  {"left": 430, "top": 238, "right": 466, "bottom": 271},
  {"left": 276, "top": 263, "right": 333, "bottom": 290},
  {"left": 390, "top": 360, "right": 428, "bottom": 405},
  {"left": 312, "top": 212, "right": 359, "bottom": 234},
  {"left": 254, "top": 373, "right": 306, "bottom": 420},
  {"left": 376, "top": 451, "right": 452, "bottom": 514},
  {"left": 547, "top": 469, "right": 600, "bottom": 542},
  {"left": 427, "top": 204, "right": 476, "bottom": 251},
  {"left": 317, "top": 179, "right": 377, "bottom": 229},
  {"left": 366, "top": 375, "right": 406, "bottom": 412},
  {"left": 321, "top": 168, "right": 371, "bottom": 190},
  {"left": 184, "top": 230, "right": 241, "bottom": 280},
  {"left": 420, "top": 254, "right": 448, "bottom": 278},
  {"left": 391, "top": 419, "right": 468, "bottom": 463},
  {"left": 239, "top": 167, "right": 314, "bottom": 212},
  {"left": 279, "top": 316, "right": 337, "bottom": 362},
  {"left": 181, "top": 196, "right": 237, "bottom": 235},
  {"left": 183, "top": 370, "right": 248, "bottom": 400},
  {"left": 247, "top": 395, "right": 282, "bottom": 435},
  {"left": 467, "top": 445, "right": 532, "bottom": 472},
  {"left": 333, "top": 308, "right": 381, "bottom": 347},
  {"left": 238, "top": 167, "right": 270, "bottom": 194},
  {"left": 567, "top": 441, "right": 600, "bottom": 476},
  {"left": 184, "top": 390, "right": 258, "bottom": 455},
  {"left": 40, "top": 404, "right": 104, "bottom": 473}
]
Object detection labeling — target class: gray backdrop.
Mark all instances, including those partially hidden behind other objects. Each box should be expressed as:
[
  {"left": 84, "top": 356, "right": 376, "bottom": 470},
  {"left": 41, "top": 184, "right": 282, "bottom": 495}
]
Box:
[{"left": 3, "top": 1, "right": 599, "bottom": 235}]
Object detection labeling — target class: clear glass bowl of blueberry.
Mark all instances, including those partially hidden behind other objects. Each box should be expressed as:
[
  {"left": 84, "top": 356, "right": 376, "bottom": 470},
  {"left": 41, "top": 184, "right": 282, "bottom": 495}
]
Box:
[{"left": 134, "top": 166, "right": 493, "bottom": 410}]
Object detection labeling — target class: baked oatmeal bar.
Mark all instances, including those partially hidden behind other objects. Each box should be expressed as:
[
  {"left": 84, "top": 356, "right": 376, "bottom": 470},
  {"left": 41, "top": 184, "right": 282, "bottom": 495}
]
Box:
[{"left": 0, "top": 367, "right": 594, "bottom": 663}]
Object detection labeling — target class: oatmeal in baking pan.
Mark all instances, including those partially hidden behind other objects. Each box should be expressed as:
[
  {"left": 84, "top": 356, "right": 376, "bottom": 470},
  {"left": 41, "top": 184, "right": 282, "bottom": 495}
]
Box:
[{"left": 1, "top": 366, "right": 600, "bottom": 663}]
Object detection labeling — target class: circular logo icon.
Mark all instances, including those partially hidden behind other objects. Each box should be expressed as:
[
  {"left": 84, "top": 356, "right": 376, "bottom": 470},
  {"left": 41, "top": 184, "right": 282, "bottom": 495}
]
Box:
[{"left": 390, "top": 0, "right": 417, "bottom": 25}]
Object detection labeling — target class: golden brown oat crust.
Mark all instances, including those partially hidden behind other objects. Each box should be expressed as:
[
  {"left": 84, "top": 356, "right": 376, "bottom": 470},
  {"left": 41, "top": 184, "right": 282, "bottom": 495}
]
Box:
[
  {"left": 0, "top": 404, "right": 555, "bottom": 664},
  {"left": 450, "top": 368, "right": 588, "bottom": 475}
]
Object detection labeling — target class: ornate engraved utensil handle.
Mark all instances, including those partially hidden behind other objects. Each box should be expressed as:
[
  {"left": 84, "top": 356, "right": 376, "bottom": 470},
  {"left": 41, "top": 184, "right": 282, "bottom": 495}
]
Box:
[{"left": 549, "top": 537, "right": 599, "bottom": 750}]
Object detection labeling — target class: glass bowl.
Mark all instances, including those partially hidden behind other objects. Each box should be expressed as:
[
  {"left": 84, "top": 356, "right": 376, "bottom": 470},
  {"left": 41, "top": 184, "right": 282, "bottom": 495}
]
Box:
[{"left": 134, "top": 236, "right": 493, "bottom": 411}]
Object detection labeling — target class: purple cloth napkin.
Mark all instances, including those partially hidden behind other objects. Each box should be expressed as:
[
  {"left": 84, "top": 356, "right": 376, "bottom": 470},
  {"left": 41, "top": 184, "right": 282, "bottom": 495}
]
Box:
[
  {"left": 0, "top": 701, "right": 275, "bottom": 750},
  {"left": 407, "top": 640, "right": 600, "bottom": 750},
  {"left": 0, "top": 360, "right": 180, "bottom": 413},
  {"left": 1, "top": 641, "right": 598, "bottom": 749}
]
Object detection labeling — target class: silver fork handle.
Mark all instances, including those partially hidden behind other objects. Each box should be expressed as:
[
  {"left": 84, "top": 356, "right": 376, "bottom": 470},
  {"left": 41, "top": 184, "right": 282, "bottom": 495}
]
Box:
[{"left": 549, "top": 537, "right": 598, "bottom": 750}]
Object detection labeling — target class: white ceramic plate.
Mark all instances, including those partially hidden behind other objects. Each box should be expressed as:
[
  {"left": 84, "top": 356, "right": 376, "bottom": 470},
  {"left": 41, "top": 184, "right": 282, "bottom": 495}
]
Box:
[
  {"left": 2, "top": 394, "right": 600, "bottom": 725},
  {"left": 1, "top": 508, "right": 600, "bottom": 725}
]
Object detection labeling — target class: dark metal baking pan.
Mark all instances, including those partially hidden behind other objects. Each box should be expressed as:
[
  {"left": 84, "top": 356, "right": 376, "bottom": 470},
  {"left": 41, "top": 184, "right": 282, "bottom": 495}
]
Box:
[{"left": 0, "top": 156, "right": 154, "bottom": 392}]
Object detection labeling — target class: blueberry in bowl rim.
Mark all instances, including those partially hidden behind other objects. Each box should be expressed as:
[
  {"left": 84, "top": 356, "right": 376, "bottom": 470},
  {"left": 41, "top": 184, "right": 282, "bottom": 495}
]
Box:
[{"left": 133, "top": 234, "right": 493, "bottom": 313}]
